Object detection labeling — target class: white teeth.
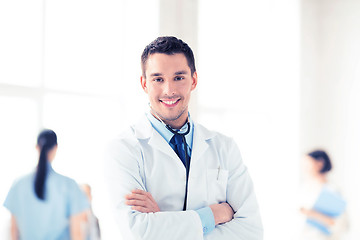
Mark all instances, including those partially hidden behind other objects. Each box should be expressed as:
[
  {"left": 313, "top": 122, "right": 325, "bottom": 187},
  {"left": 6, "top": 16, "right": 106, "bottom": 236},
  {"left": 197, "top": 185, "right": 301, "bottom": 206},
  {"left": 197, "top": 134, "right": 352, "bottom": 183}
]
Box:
[{"left": 162, "top": 100, "right": 178, "bottom": 105}]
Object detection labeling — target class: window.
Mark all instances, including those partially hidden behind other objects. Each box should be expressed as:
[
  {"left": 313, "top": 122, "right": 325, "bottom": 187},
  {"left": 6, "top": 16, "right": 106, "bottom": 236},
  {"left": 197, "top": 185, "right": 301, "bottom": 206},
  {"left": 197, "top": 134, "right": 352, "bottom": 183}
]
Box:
[{"left": 0, "top": 0, "right": 159, "bottom": 239}]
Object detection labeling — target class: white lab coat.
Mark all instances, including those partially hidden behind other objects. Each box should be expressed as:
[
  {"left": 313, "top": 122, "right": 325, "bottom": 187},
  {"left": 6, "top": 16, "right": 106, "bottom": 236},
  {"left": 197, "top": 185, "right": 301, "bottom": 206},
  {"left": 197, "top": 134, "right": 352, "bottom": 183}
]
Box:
[{"left": 105, "top": 114, "right": 263, "bottom": 240}]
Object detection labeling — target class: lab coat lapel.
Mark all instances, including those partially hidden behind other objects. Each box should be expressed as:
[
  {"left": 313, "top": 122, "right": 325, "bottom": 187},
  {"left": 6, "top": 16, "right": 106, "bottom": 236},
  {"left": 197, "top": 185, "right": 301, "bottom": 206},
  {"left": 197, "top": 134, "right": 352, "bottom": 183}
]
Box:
[
  {"left": 148, "top": 132, "right": 179, "bottom": 160},
  {"left": 133, "top": 114, "right": 179, "bottom": 161},
  {"left": 187, "top": 123, "right": 216, "bottom": 210},
  {"left": 191, "top": 123, "right": 215, "bottom": 163}
]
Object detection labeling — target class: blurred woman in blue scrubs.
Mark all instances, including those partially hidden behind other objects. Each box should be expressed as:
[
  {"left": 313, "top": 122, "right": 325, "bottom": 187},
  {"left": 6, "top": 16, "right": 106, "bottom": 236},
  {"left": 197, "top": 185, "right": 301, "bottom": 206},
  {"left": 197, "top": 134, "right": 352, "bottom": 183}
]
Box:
[{"left": 3, "top": 129, "right": 89, "bottom": 240}]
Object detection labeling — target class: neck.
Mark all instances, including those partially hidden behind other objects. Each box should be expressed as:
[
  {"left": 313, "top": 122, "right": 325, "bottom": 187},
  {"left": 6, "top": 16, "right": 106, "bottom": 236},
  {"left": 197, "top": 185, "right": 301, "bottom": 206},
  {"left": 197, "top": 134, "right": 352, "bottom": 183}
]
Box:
[
  {"left": 313, "top": 173, "right": 327, "bottom": 184},
  {"left": 165, "top": 117, "right": 188, "bottom": 129},
  {"left": 150, "top": 110, "right": 188, "bottom": 130}
]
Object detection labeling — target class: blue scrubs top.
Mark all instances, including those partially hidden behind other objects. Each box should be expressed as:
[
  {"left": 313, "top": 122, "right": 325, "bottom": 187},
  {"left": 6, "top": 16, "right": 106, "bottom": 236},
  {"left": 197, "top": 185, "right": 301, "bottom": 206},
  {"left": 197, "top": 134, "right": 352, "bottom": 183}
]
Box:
[{"left": 3, "top": 164, "right": 89, "bottom": 240}]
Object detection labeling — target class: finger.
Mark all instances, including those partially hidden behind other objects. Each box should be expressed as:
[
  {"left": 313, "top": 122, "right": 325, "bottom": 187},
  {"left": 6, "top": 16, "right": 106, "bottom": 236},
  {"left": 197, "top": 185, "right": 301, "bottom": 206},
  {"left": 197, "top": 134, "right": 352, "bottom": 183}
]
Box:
[
  {"left": 146, "top": 191, "right": 157, "bottom": 204},
  {"left": 125, "top": 193, "right": 148, "bottom": 201},
  {"left": 125, "top": 199, "right": 147, "bottom": 207},
  {"left": 125, "top": 195, "right": 156, "bottom": 210},
  {"left": 142, "top": 191, "right": 159, "bottom": 209},
  {"left": 132, "top": 189, "right": 147, "bottom": 195},
  {"left": 146, "top": 196, "right": 160, "bottom": 212},
  {"left": 126, "top": 190, "right": 160, "bottom": 212},
  {"left": 126, "top": 189, "right": 150, "bottom": 200},
  {"left": 131, "top": 205, "right": 153, "bottom": 213}
]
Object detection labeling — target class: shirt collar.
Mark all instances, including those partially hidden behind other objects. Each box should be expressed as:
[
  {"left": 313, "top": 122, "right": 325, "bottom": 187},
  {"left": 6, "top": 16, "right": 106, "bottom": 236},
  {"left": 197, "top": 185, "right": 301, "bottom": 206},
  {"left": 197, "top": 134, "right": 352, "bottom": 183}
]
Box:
[
  {"left": 145, "top": 111, "right": 194, "bottom": 149},
  {"left": 47, "top": 161, "right": 55, "bottom": 174}
]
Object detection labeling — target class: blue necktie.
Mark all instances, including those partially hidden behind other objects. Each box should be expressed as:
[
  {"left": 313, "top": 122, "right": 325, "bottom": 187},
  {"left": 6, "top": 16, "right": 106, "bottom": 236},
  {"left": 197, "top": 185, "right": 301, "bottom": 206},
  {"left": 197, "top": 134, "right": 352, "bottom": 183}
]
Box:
[
  {"left": 168, "top": 123, "right": 191, "bottom": 210},
  {"left": 170, "top": 134, "right": 187, "bottom": 167}
]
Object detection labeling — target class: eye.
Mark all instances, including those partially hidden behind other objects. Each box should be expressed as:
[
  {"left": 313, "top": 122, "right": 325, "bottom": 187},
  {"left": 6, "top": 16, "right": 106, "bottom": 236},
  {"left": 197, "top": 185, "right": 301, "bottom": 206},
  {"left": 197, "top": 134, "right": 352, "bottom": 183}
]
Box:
[
  {"left": 174, "top": 76, "right": 184, "bottom": 81},
  {"left": 153, "top": 78, "right": 163, "bottom": 82}
]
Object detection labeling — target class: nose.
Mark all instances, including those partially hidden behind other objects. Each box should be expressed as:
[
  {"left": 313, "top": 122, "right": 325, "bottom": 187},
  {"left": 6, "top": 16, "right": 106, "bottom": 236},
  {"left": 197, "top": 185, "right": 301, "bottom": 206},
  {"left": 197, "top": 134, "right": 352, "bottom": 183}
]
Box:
[{"left": 163, "top": 80, "right": 176, "bottom": 96}]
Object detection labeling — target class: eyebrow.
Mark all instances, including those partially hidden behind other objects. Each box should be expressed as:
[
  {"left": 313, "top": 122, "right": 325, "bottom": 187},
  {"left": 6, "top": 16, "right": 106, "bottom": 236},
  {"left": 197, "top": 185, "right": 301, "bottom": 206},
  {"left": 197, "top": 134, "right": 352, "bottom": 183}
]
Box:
[
  {"left": 174, "top": 70, "right": 188, "bottom": 75},
  {"left": 150, "top": 73, "right": 163, "bottom": 77},
  {"left": 149, "top": 70, "right": 189, "bottom": 77}
]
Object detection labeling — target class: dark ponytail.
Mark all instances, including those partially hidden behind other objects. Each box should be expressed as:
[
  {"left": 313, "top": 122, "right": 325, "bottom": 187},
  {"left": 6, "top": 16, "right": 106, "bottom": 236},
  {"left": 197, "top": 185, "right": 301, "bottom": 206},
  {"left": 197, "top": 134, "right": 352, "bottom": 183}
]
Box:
[{"left": 34, "top": 129, "right": 57, "bottom": 200}]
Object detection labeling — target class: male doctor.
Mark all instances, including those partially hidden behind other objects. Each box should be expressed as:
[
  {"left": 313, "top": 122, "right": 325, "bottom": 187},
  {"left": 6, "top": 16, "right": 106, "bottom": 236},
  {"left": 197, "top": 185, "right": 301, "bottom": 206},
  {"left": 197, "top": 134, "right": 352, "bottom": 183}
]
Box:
[{"left": 105, "top": 36, "right": 263, "bottom": 240}]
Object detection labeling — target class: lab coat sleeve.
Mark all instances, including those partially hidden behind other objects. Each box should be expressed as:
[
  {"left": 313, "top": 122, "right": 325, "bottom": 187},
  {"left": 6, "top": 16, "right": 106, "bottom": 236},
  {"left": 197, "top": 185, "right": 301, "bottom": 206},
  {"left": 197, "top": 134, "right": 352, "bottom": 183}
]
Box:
[
  {"left": 104, "top": 135, "right": 204, "bottom": 240},
  {"left": 205, "top": 138, "right": 263, "bottom": 240}
]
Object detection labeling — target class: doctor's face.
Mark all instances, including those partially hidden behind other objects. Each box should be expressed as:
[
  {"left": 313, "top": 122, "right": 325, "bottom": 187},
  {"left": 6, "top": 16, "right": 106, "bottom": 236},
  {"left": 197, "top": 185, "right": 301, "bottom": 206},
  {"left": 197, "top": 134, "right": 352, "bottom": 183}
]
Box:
[{"left": 141, "top": 53, "right": 197, "bottom": 129}]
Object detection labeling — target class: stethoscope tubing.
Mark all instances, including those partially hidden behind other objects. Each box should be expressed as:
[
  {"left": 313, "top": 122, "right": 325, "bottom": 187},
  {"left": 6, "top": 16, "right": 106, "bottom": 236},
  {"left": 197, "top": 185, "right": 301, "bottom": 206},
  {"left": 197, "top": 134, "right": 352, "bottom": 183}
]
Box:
[
  {"left": 150, "top": 106, "right": 191, "bottom": 210},
  {"left": 166, "top": 123, "right": 191, "bottom": 211}
]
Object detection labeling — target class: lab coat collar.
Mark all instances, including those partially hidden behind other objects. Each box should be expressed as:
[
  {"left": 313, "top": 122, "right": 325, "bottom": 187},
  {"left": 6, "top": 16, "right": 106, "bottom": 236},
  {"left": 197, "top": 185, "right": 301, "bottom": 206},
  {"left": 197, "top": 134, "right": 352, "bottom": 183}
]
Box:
[
  {"left": 132, "top": 114, "right": 216, "bottom": 162},
  {"left": 191, "top": 122, "right": 216, "bottom": 163},
  {"left": 145, "top": 111, "right": 194, "bottom": 150},
  {"left": 133, "top": 114, "right": 179, "bottom": 161},
  {"left": 132, "top": 114, "right": 153, "bottom": 139},
  {"left": 133, "top": 113, "right": 216, "bottom": 140}
]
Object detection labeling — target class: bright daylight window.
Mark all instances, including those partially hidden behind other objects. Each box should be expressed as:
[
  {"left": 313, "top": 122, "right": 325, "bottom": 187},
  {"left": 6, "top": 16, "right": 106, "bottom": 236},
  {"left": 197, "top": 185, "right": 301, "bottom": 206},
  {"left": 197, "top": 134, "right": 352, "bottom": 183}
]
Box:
[{"left": 0, "top": 0, "right": 159, "bottom": 239}]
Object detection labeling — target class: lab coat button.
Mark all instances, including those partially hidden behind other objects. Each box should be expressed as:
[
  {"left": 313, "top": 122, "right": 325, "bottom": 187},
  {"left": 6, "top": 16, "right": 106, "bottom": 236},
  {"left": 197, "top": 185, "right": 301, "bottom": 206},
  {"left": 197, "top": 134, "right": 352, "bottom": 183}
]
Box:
[{"left": 203, "top": 227, "right": 207, "bottom": 233}]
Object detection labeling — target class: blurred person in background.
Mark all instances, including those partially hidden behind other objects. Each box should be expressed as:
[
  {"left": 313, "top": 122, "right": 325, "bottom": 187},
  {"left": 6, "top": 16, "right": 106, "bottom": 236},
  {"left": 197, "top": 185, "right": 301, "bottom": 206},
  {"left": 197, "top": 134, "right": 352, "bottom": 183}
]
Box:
[
  {"left": 299, "top": 150, "right": 349, "bottom": 240},
  {"left": 3, "top": 129, "right": 89, "bottom": 240},
  {"left": 80, "top": 184, "right": 101, "bottom": 240}
]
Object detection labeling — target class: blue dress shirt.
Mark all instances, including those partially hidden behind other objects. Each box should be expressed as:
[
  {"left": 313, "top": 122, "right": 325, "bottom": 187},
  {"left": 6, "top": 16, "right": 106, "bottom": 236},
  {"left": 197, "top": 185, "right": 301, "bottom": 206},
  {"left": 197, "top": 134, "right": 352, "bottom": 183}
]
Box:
[{"left": 146, "top": 112, "right": 215, "bottom": 235}]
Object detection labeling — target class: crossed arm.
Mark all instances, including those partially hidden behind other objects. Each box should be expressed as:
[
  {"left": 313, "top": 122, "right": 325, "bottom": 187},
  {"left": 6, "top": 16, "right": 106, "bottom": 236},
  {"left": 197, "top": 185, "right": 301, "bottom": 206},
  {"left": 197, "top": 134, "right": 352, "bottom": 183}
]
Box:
[
  {"left": 125, "top": 189, "right": 234, "bottom": 225},
  {"left": 106, "top": 137, "right": 263, "bottom": 239}
]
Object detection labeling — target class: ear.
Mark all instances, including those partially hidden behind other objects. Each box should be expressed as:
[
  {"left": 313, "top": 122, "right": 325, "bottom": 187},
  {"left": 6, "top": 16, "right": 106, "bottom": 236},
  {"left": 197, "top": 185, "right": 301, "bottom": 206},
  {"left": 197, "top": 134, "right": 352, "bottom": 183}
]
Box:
[
  {"left": 140, "top": 75, "right": 148, "bottom": 93},
  {"left": 48, "top": 145, "right": 58, "bottom": 163},
  {"left": 315, "top": 160, "right": 324, "bottom": 172},
  {"left": 190, "top": 71, "right": 198, "bottom": 91}
]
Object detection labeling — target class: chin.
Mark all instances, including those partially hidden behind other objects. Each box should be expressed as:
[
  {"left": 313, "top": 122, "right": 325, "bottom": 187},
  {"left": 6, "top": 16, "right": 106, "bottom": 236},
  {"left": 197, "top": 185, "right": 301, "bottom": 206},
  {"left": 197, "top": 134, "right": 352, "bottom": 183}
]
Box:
[{"left": 162, "top": 114, "right": 180, "bottom": 122}]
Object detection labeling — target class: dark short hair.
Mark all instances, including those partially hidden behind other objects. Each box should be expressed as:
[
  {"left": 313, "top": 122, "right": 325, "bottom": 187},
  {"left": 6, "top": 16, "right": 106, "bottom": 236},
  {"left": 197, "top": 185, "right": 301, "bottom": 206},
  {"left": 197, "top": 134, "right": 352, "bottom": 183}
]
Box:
[
  {"left": 308, "top": 150, "right": 332, "bottom": 174},
  {"left": 141, "top": 36, "right": 196, "bottom": 77}
]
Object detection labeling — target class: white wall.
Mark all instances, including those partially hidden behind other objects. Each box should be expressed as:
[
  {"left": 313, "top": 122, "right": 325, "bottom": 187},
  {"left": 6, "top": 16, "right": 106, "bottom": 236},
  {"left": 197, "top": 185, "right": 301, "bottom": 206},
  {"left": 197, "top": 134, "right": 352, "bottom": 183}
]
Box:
[
  {"left": 0, "top": 1, "right": 159, "bottom": 239},
  {"left": 301, "top": 0, "right": 360, "bottom": 238},
  {"left": 198, "top": 1, "right": 300, "bottom": 239},
  {"left": 2, "top": 0, "right": 359, "bottom": 239}
]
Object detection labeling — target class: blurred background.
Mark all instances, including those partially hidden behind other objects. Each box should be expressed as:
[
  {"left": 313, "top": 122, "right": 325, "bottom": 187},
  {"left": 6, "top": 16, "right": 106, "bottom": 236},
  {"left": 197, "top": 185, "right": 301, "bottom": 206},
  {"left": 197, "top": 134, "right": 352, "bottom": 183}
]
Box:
[{"left": 0, "top": 0, "right": 359, "bottom": 239}]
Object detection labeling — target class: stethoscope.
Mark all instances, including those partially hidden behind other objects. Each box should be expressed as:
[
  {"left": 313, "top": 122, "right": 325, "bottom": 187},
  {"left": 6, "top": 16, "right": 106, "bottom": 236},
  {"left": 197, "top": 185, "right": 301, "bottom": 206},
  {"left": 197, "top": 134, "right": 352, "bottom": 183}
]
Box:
[{"left": 150, "top": 106, "right": 191, "bottom": 211}]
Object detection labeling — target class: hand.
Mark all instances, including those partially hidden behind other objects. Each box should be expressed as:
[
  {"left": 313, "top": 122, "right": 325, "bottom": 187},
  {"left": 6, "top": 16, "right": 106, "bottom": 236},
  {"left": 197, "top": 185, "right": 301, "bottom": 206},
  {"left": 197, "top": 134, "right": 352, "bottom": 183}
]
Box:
[
  {"left": 210, "top": 202, "right": 234, "bottom": 225},
  {"left": 300, "top": 207, "right": 335, "bottom": 226},
  {"left": 300, "top": 207, "right": 310, "bottom": 215},
  {"left": 125, "top": 189, "right": 160, "bottom": 213}
]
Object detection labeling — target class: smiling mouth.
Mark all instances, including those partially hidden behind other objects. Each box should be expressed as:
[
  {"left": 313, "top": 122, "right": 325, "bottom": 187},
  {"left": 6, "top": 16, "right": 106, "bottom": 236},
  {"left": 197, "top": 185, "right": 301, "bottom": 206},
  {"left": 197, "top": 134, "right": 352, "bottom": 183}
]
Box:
[{"left": 160, "top": 98, "right": 180, "bottom": 106}]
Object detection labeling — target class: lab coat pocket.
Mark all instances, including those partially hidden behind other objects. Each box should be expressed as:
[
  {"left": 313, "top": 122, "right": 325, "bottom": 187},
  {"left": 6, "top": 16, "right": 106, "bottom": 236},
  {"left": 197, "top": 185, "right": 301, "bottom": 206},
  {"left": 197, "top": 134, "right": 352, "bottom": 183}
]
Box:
[{"left": 206, "top": 169, "right": 228, "bottom": 204}]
